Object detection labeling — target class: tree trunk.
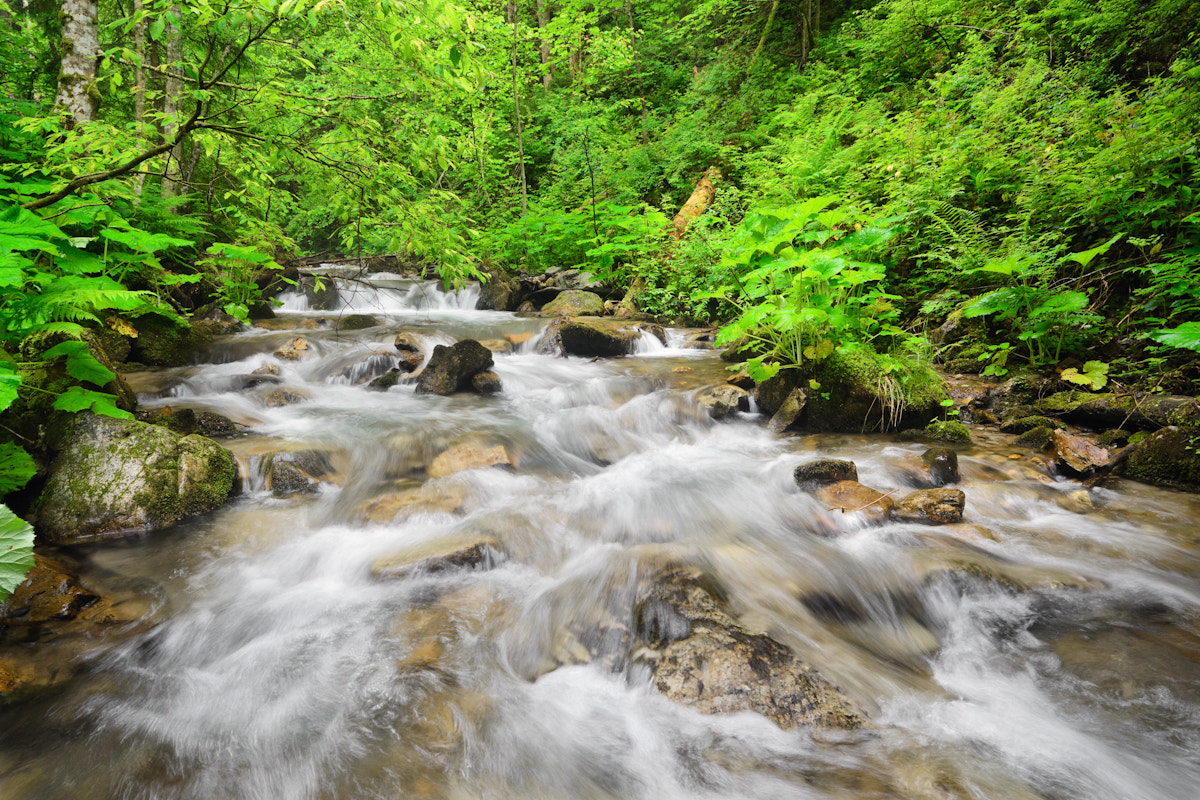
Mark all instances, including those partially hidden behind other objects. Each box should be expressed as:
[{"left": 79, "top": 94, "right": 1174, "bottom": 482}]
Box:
[
  {"left": 55, "top": 0, "right": 100, "bottom": 126},
  {"left": 509, "top": 0, "right": 527, "bottom": 216},
  {"left": 670, "top": 167, "right": 721, "bottom": 239},
  {"left": 535, "top": 0, "right": 552, "bottom": 90},
  {"left": 747, "top": 0, "right": 780, "bottom": 72},
  {"left": 160, "top": 7, "right": 185, "bottom": 200}
]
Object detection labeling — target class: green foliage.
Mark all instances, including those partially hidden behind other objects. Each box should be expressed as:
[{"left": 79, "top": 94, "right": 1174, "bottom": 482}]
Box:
[
  {"left": 1150, "top": 322, "right": 1200, "bottom": 354},
  {"left": 0, "top": 503, "right": 35, "bottom": 603},
  {"left": 702, "top": 197, "right": 900, "bottom": 378},
  {"left": 1060, "top": 360, "right": 1111, "bottom": 390}
]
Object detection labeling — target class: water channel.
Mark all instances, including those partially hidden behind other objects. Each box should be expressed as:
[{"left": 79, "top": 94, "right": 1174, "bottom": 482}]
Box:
[{"left": 2, "top": 273, "right": 1199, "bottom": 799}]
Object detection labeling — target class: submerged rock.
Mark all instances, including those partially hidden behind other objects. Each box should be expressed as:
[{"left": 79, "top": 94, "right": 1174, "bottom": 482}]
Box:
[
  {"left": 895, "top": 488, "right": 966, "bottom": 524},
  {"left": 268, "top": 450, "right": 334, "bottom": 496},
  {"left": 471, "top": 370, "right": 503, "bottom": 395},
  {"left": 634, "top": 566, "right": 864, "bottom": 730},
  {"left": 428, "top": 441, "right": 513, "bottom": 478},
  {"left": 415, "top": 340, "right": 494, "bottom": 395},
  {"left": 371, "top": 535, "right": 502, "bottom": 581},
  {"left": 273, "top": 337, "right": 310, "bottom": 360},
  {"left": 540, "top": 290, "right": 605, "bottom": 317},
  {"left": 816, "top": 481, "right": 896, "bottom": 525},
  {"left": 358, "top": 484, "right": 469, "bottom": 523},
  {"left": 794, "top": 459, "right": 858, "bottom": 489},
  {"left": 35, "top": 413, "right": 236, "bottom": 544}
]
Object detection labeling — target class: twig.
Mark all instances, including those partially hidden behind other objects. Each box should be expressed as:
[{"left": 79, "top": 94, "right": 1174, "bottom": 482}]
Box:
[{"left": 828, "top": 489, "right": 897, "bottom": 514}]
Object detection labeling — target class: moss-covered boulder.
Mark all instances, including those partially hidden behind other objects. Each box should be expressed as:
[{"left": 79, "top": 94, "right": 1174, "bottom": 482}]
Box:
[
  {"left": 924, "top": 419, "right": 972, "bottom": 443},
  {"left": 129, "top": 316, "right": 233, "bottom": 366},
  {"left": 999, "top": 415, "right": 1066, "bottom": 434},
  {"left": 1061, "top": 394, "right": 1200, "bottom": 431},
  {"left": 34, "top": 413, "right": 236, "bottom": 544},
  {"left": 538, "top": 317, "right": 666, "bottom": 357},
  {"left": 540, "top": 289, "right": 606, "bottom": 317},
  {"left": 1117, "top": 427, "right": 1200, "bottom": 491},
  {"left": 803, "top": 350, "right": 947, "bottom": 433}
]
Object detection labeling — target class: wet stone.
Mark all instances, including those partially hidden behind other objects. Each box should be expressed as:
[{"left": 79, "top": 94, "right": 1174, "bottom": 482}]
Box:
[
  {"left": 921, "top": 447, "right": 960, "bottom": 486},
  {"left": 816, "top": 481, "right": 896, "bottom": 526},
  {"left": 794, "top": 459, "right": 858, "bottom": 489},
  {"left": 428, "top": 441, "right": 513, "bottom": 478},
  {"left": 634, "top": 566, "right": 865, "bottom": 730},
  {"left": 766, "top": 388, "right": 807, "bottom": 433},
  {"left": 1050, "top": 428, "right": 1110, "bottom": 475},
  {"left": 371, "top": 536, "right": 502, "bottom": 581},
  {"left": 1015, "top": 425, "right": 1056, "bottom": 449},
  {"left": 273, "top": 337, "right": 309, "bottom": 360},
  {"left": 415, "top": 340, "right": 494, "bottom": 395},
  {"left": 471, "top": 370, "right": 503, "bottom": 395},
  {"left": 696, "top": 385, "right": 749, "bottom": 419},
  {"left": 262, "top": 387, "right": 308, "bottom": 407},
  {"left": 895, "top": 488, "right": 966, "bottom": 524},
  {"left": 358, "top": 484, "right": 468, "bottom": 523}
]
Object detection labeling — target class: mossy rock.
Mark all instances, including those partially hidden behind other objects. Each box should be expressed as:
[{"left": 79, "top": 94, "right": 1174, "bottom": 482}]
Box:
[
  {"left": 803, "top": 349, "right": 947, "bottom": 433},
  {"left": 34, "top": 413, "right": 236, "bottom": 543},
  {"left": 925, "top": 420, "right": 972, "bottom": 444},
  {"left": 999, "top": 415, "right": 1066, "bottom": 434},
  {"left": 129, "top": 317, "right": 214, "bottom": 367},
  {"left": 1033, "top": 390, "right": 1097, "bottom": 416},
  {"left": 540, "top": 290, "right": 605, "bottom": 317},
  {"left": 1117, "top": 427, "right": 1200, "bottom": 492},
  {"left": 1014, "top": 426, "right": 1055, "bottom": 449},
  {"left": 943, "top": 341, "right": 989, "bottom": 374},
  {"left": 334, "top": 314, "right": 380, "bottom": 331}
]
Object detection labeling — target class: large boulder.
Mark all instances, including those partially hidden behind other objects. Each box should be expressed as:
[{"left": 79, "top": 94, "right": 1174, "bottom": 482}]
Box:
[
  {"left": 538, "top": 317, "right": 666, "bottom": 357},
  {"left": 34, "top": 413, "right": 236, "bottom": 544},
  {"left": 415, "top": 340, "right": 494, "bottom": 395},
  {"left": 634, "top": 566, "right": 864, "bottom": 730},
  {"left": 1056, "top": 393, "right": 1200, "bottom": 431},
  {"left": 804, "top": 350, "right": 947, "bottom": 433},
  {"left": 1117, "top": 427, "right": 1200, "bottom": 491},
  {"left": 476, "top": 262, "right": 520, "bottom": 311},
  {"left": 540, "top": 290, "right": 606, "bottom": 317}
]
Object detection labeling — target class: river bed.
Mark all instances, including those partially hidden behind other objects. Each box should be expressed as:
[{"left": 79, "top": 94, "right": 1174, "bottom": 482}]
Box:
[{"left": 2, "top": 277, "right": 1198, "bottom": 800}]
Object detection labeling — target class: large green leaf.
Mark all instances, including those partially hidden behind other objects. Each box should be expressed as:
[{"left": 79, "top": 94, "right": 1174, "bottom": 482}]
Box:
[
  {"left": 1149, "top": 322, "right": 1200, "bottom": 353},
  {"left": 0, "top": 443, "right": 36, "bottom": 496},
  {"left": 52, "top": 386, "right": 133, "bottom": 419},
  {"left": 0, "top": 503, "right": 35, "bottom": 602},
  {"left": 0, "top": 363, "right": 19, "bottom": 413},
  {"left": 42, "top": 340, "right": 116, "bottom": 385}
]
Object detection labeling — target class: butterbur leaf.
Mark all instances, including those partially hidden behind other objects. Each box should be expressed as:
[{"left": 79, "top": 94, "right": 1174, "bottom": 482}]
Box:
[
  {"left": 1060, "top": 360, "right": 1110, "bottom": 390},
  {"left": 0, "top": 503, "right": 35, "bottom": 602},
  {"left": 1150, "top": 322, "right": 1200, "bottom": 353},
  {"left": 1031, "top": 291, "right": 1089, "bottom": 317},
  {"left": 42, "top": 341, "right": 116, "bottom": 385},
  {"left": 0, "top": 443, "right": 36, "bottom": 495},
  {"left": 745, "top": 357, "right": 781, "bottom": 382},
  {"left": 53, "top": 387, "right": 133, "bottom": 419},
  {"left": 0, "top": 363, "right": 19, "bottom": 413}
]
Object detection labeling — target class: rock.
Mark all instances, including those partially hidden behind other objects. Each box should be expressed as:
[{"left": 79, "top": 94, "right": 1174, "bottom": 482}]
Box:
[
  {"left": 371, "top": 536, "right": 501, "bottom": 581},
  {"left": 471, "top": 370, "right": 503, "bottom": 394},
  {"left": 816, "top": 480, "right": 896, "bottom": 525},
  {"left": 1060, "top": 393, "right": 1200, "bottom": 431},
  {"left": 477, "top": 270, "right": 518, "bottom": 311},
  {"left": 504, "top": 332, "right": 534, "bottom": 348},
  {"left": 753, "top": 371, "right": 799, "bottom": 415},
  {"left": 366, "top": 370, "right": 401, "bottom": 391},
  {"left": 540, "top": 290, "right": 606, "bottom": 317},
  {"left": 726, "top": 371, "right": 755, "bottom": 390},
  {"left": 805, "top": 350, "right": 947, "bottom": 433},
  {"left": 794, "top": 459, "right": 858, "bottom": 489},
  {"left": 766, "top": 388, "right": 807, "bottom": 433},
  {"left": 428, "top": 441, "right": 513, "bottom": 478},
  {"left": 394, "top": 332, "right": 423, "bottom": 353},
  {"left": 415, "top": 340, "right": 494, "bottom": 395},
  {"left": 553, "top": 268, "right": 607, "bottom": 293},
  {"left": 336, "top": 350, "right": 399, "bottom": 385},
  {"left": 136, "top": 407, "right": 240, "bottom": 438},
  {"left": 1015, "top": 425, "right": 1056, "bottom": 449},
  {"left": 635, "top": 567, "right": 864, "bottom": 730},
  {"left": 253, "top": 318, "right": 324, "bottom": 331},
  {"left": 539, "top": 317, "right": 665, "bottom": 358},
  {"left": 397, "top": 350, "right": 424, "bottom": 372},
  {"left": 251, "top": 363, "right": 280, "bottom": 376},
  {"left": 924, "top": 419, "right": 972, "bottom": 443},
  {"left": 34, "top": 413, "right": 235, "bottom": 544},
  {"left": 696, "top": 385, "right": 749, "bottom": 419},
  {"left": 478, "top": 338, "right": 513, "bottom": 354},
  {"left": 358, "top": 484, "right": 469, "bottom": 523},
  {"left": 262, "top": 387, "right": 308, "bottom": 407},
  {"left": 895, "top": 488, "right": 966, "bottom": 524},
  {"left": 1049, "top": 429, "right": 1110, "bottom": 475},
  {"left": 333, "top": 314, "right": 379, "bottom": 331},
  {"left": 1097, "top": 428, "right": 1132, "bottom": 447},
  {"left": 1117, "top": 427, "right": 1200, "bottom": 491},
  {"left": 921, "top": 447, "right": 960, "bottom": 486},
  {"left": 1000, "top": 414, "right": 1066, "bottom": 434},
  {"left": 273, "top": 337, "right": 309, "bottom": 360},
  {"left": 268, "top": 450, "right": 333, "bottom": 496},
  {"left": 302, "top": 275, "right": 341, "bottom": 310},
  {"left": 128, "top": 317, "right": 218, "bottom": 367}
]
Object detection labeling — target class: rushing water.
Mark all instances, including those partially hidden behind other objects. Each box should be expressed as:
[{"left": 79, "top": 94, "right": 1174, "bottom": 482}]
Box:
[{"left": 2, "top": 274, "right": 1199, "bottom": 800}]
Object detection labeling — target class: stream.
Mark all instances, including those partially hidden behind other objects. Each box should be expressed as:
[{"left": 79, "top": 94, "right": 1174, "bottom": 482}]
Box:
[{"left": 2, "top": 273, "right": 1199, "bottom": 799}]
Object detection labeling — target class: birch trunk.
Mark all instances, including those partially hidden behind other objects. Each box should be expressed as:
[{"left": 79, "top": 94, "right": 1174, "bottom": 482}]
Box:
[{"left": 55, "top": 0, "right": 100, "bottom": 126}]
